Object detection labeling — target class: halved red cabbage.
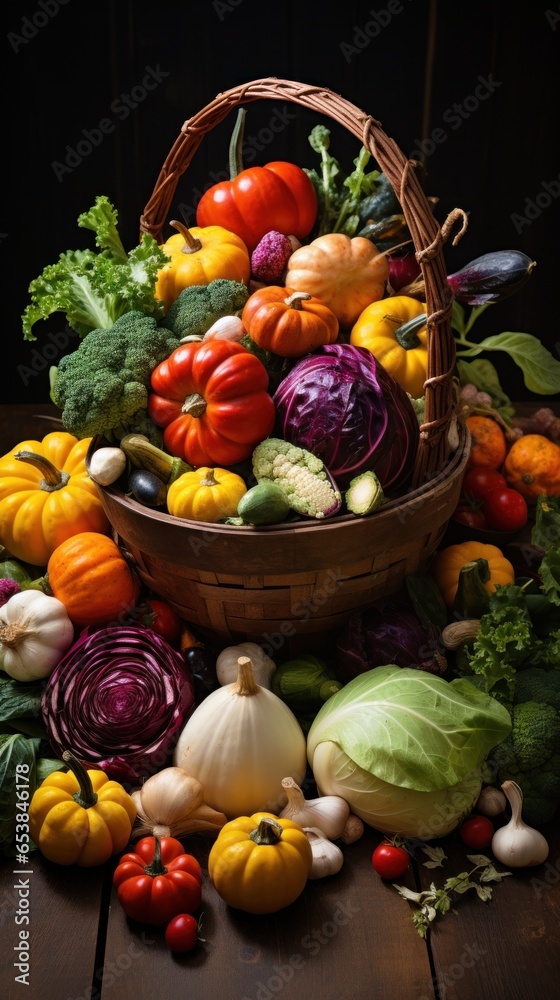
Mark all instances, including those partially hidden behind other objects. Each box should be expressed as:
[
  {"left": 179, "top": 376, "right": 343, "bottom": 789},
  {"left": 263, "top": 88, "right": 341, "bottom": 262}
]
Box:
[
  {"left": 273, "top": 343, "right": 419, "bottom": 490},
  {"left": 41, "top": 625, "right": 195, "bottom": 785}
]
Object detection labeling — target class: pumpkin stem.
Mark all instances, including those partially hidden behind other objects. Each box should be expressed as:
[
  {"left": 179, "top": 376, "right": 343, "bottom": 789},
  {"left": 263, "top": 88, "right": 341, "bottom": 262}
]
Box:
[
  {"left": 62, "top": 750, "right": 99, "bottom": 809},
  {"left": 234, "top": 656, "right": 261, "bottom": 696},
  {"left": 143, "top": 835, "right": 169, "bottom": 877},
  {"left": 181, "top": 392, "right": 207, "bottom": 418},
  {"left": 200, "top": 469, "right": 219, "bottom": 488},
  {"left": 14, "top": 451, "right": 71, "bottom": 492},
  {"left": 387, "top": 312, "right": 427, "bottom": 350},
  {"left": 169, "top": 220, "right": 203, "bottom": 255},
  {"left": 228, "top": 108, "right": 247, "bottom": 180},
  {"left": 249, "top": 816, "right": 284, "bottom": 846},
  {"left": 284, "top": 292, "right": 313, "bottom": 310}
]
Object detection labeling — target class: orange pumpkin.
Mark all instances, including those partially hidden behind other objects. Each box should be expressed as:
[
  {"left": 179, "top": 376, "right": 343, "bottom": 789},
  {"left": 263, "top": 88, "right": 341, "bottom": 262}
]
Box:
[
  {"left": 466, "top": 415, "right": 507, "bottom": 471},
  {"left": 46, "top": 532, "right": 141, "bottom": 628},
  {"left": 241, "top": 287, "right": 339, "bottom": 358},
  {"left": 285, "top": 234, "right": 388, "bottom": 328},
  {"left": 503, "top": 434, "right": 560, "bottom": 500},
  {"left": 431, "top": 541, "right": 515, "bottom": 608}
]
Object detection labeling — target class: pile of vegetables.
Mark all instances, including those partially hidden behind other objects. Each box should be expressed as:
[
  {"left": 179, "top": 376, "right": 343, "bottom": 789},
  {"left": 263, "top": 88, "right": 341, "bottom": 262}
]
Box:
[{"left": 1, "top": 97, "right": 560, "bottom": 954}]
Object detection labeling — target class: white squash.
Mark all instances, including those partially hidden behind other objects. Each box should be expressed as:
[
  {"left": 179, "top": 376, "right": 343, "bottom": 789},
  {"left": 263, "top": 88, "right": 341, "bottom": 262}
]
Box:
[
  {"left": 173, "top": 656, "right": 307, "bottom": 819},
  {"left": 0, "top": 590, "right": 75, "bottom": 681},
  {"left": 215, "top": 641, "right": 276, "bottom": 688}
]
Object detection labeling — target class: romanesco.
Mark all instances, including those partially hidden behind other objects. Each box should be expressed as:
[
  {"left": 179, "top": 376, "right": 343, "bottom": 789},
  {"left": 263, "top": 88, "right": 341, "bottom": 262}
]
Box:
[
  {"left": 52, "top": 311, "right": 179, "bottom": 440},
  {"left": 252, "top": 438, "right": 341, "bottom": 519},
  {"left": 161, "top": 279, "right": 249, "bottom": 339}
]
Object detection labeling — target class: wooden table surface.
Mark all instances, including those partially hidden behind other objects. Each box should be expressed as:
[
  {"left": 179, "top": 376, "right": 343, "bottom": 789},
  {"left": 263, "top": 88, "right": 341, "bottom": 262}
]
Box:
[{"left": 1, "top": 404, "right": 559, "bottom": 1000}]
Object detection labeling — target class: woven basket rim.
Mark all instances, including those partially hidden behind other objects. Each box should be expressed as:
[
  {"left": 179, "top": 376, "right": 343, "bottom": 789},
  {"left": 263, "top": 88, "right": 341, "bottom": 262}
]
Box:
[{"left": 101, "top": 426, "right": 469, "bottom": 538}]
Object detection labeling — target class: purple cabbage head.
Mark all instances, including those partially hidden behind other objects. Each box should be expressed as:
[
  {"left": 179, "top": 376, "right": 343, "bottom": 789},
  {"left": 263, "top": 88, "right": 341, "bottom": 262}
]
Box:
[
  {"left": 42, "top": 625, "right": 195, "bottom": 785},
  {"left": 273, "top": 343, "right": 419, "bottom": 490},
  {"left": 335, "top": 608, "right": 447, "bottom": 682}
]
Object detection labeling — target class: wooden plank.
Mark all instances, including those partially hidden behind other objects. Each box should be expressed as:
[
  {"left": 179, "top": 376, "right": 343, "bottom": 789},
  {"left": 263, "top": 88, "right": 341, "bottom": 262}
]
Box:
[
  {"left": 0, "top": 853, "right": 110, "bottom": 1000},
  {"left": 415, "top": 821, "right": 560, "bottom": 999},
  {"left": 101, "top": 828, "right": 434, "bottom": 1000}
]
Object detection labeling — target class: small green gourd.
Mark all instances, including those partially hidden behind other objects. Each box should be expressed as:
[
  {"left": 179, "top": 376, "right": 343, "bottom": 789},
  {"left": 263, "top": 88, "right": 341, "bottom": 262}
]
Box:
[
  {"left": 236, "top": 482, "right": 291, "bottom": 525},
  {"left": 271, "top": 655, "right": 342, "bottom": 716},
  {"left": 0, "top": 559, "right": 33, "bottom": 588}
]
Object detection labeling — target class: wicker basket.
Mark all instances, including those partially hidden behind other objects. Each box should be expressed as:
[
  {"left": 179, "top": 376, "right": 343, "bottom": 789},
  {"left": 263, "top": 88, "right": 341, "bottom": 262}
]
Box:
[{"left": 98, "top": 78, "right": 470, "bottom": 655}]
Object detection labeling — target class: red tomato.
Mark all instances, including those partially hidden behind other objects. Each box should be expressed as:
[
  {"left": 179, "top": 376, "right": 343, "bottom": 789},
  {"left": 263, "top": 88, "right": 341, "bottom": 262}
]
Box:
[
  {"left": 462, "top": 468, "right": 507, "bottom": 503},
  {"left": 165, "top": 913, "right": 201, "bottom": 953},
  {"left": 196, "top": 161, "right": 318, "bottom": 252},
  {"left": 483, "top": 488, "right": 528, "bottom": 533},
  {"left": 459, "top": 815, "right": 494, "bottom": 850},
  {"left": 452, "top": 504, "right": 488, "bottom": 530},
  {"left": 372, "top": 841, "right": 410, "bottom": 879},
  {"left": 143, "top": 598, "right": 183, "bottom": 647}
]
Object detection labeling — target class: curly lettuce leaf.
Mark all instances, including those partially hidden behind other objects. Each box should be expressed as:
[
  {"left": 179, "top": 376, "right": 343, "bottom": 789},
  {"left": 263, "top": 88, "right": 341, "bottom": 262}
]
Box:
[{"left": 466, "top": 585, "right": 535, "bottom": 699}]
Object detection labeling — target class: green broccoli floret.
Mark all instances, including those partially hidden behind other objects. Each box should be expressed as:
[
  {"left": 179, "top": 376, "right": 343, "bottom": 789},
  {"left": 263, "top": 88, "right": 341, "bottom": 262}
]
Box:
[
  {"left": 492, "top": 698, "right": 560, "bottom": 825},
  {"left": 252, "top": 438, "right": 341, "bottom": 519},
  {"left": 514, "top": 668, "right": 560, "bottom": 710},
  {"left": 161, "top": 279, "right": 249, "bottom": 339},
  {"left": 52, "top": 311, "right": 179, "bottom": 440}
]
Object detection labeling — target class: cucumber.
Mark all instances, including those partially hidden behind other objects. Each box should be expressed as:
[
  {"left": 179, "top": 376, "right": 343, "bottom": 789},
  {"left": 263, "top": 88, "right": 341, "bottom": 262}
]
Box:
[{"left": 236, "top": 482, "right": 291, "bottom": 526}]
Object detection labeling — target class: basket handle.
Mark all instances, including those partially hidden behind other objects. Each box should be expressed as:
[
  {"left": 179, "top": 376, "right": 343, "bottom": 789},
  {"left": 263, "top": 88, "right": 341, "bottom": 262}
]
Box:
[{"left": 139, "top": 77, "right": 462, "bottom": 484}]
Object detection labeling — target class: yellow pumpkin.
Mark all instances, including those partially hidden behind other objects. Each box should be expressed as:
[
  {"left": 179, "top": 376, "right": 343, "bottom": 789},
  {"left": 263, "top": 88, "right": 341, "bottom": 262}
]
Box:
[
  {"left": 431, "top": 541, "right": 515, "bottom": 608},
  {"left": 155, "top": 220, "right": 251, "bottom": 311},
  {"left": 167, "top": 466, "right": 247, "bottom": 523},
  {"left": 208, "top": 812, "right": 312, "bottom": 914},
  {"left": 285, "top": 233, "right": 388, "bottom": 328},
  {"left": 0, "top": 432, "right": 110, "bottom": 566},
  {"left": 350, "top": 295, "right": 428, "bottom": 397}
]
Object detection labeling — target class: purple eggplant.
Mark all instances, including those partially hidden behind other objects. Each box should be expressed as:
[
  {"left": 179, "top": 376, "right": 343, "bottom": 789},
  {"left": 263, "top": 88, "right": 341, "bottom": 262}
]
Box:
[{"left": 447, "top": 250, "right": 536, "bottom": 305}]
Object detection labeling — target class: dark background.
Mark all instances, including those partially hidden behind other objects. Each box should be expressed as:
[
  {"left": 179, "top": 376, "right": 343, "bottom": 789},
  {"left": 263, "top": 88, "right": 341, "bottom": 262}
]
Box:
[{"left": 4, "top": 0, "right": 560, "bottom": 405}]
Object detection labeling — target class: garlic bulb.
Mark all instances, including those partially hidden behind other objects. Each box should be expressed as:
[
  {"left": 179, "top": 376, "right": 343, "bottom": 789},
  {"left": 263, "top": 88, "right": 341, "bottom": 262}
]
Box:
[
  {"left": 0, "top": 591, "right": 74, "bottom": 681},
  {"left": 491, "top": 780, "right": 549, "bottom": 868},
  {"left": 216, "top": 642, "right": 276, "bottom": 688},
  {"left": 305, "top": 827, "right": 344, "bottom": 879},
  {"left": 88, "top": 446, "right": 127, "bottom": 486},
  {"left": 202, "top": 315, "right": 245, "bottom": 341},
  {"left": 131, "top": 767, "right": 227, "bottom": 839},
  {"left": 476, "top": 785, "right": 507, "bottom": 818},
  {"left": 339, "top": 813, "right": 365, "bottom": 845},
  {"left": 279, "top": 777, "right": 350, "bottom": 840}
]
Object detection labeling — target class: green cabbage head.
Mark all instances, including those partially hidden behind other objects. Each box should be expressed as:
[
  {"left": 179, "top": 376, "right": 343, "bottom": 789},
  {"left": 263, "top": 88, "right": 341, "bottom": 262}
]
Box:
[{"left": 307, "top": 665, "right": 512, "bottom": 840}]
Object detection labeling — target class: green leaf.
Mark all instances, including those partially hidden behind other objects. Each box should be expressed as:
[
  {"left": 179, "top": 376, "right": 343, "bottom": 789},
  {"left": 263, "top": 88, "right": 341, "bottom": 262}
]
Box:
[
  {"left": 474, "top": 884, "right": 494, "bottom": 901},
  {"left": 457, "top": 331, "right": 560, "bottom": 395},
  {"left": 421, "top": 844, "right": 447, "bottom": 868},
  {"left": 532, "top": 496, "right": 560, "bottom": 551},
  {"left": 455, "top": 358, "right": 516, "bottom": 423},
  {"left": 451, "top": 300, "right": 466, "bottom": 335},
  {"left": 464, "top": 304, "right": 491, "bottom": 334},
  {"left": 0, "top": 675, "right": 45, "bottom": 723},
  {"left": 539, "top": 548, "right": 560, "bottom": 606}
]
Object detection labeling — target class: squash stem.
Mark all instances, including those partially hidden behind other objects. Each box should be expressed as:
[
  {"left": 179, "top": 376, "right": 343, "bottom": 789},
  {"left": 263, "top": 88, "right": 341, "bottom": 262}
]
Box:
[
  {"left": 390, "top": 313, "right": 426, "bottom": 350},
  {"left": 143, "top": 835, "right": 169, "bottom": 877},
  {"left": 181, "top": 393, "right": 207, "bottom": 418},
  {"left": 169, "top": 219, "right": 202, "bottom": 255},
  {"left": 14, "top": 451, "right": 70, "bottom": 492},
  {"left": 62, "top": 750, "right": 99, "bottom": 809},
  {"left": 228, "top": 108, "right": 247, "bottom": 179},
  {"left": 249, "top": 816, "right": 284, "bottom": 846}
]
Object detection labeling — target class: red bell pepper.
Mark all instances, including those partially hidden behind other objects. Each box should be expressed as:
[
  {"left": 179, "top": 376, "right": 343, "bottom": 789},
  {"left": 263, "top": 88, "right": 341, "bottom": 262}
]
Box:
[
  {"left": 195, "top": 109, "right": 317, "bottom": 252},
  {"left": 148, "top": 339, "right": 275, "bottom": 467},
  {"left": 113, "top": 835, "right": 202, "bottom": 926}
]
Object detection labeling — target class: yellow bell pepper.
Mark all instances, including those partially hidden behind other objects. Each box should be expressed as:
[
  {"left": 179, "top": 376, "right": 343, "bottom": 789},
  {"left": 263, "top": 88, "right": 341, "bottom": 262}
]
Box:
[
  {"left": 155, "top": 220, "right": 250, "bottom": 311},
  {"left": 28, "top": 752, "right": 136, "bottom": 867},
  {"left": 208, "top": 812, "right": 312, "bottom": 914},
  {"left": 350, "top": 295, "right": 428, "bottom": 398}
]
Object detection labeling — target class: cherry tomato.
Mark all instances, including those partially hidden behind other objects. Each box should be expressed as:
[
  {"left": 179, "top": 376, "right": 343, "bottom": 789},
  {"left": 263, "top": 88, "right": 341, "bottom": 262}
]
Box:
[
  {"left": 452, "top": 504, "right": 488, "bottom": 530},
  {"left": 462, "top": 468, "right": 507, "bottom": 503},
  {"left": 459, "top": 815, "right": 494, "bottom": 850},
  {"left": 372, "top": 841, "right": 410, "bottom": 879},
  {"left": 482, "top": 488, "right": 528, "bottom": 533},
  {"left": 143, "top": 598, "right": 183, "bottom": 647},
  {"left": 165, "top": 913, "right": 201, "bottom": 953}
]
